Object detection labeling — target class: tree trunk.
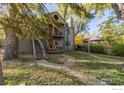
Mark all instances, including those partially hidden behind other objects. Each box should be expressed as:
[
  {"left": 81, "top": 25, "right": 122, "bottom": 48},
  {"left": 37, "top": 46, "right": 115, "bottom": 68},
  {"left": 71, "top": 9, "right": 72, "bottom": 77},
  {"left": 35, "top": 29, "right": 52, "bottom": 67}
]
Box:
[
  {"left": 3, "top": 28, "right": 18, "bottom": 60},
  {"left": 32, "top": 37, "right": 36, "bottom": 59},
  {"left": 39, "top": 41, "right": 46, "bottom": 59},
  {"left": 112, "top": 3, "right": 124, "bottom": 20},
  {"left": 0, "top": 58, "right": 4, "bottom": 85}
]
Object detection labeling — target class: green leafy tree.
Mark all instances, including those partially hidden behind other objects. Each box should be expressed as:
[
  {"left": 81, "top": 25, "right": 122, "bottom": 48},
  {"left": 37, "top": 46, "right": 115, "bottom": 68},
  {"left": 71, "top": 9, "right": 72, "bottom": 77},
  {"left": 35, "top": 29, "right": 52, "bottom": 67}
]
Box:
[
  {"left": 58, "top": 3, "right": 111, "bottom": 18},
  {"left": 112, "top": 3, "right": 124, "bottom": 20},
  {"left": 0, "top": 3, "right": 124, "bottom": 85},
  {"left": 0, "top": 3, "right": 53, "bottom": 85},
  {"left": 99, "top": 17, "right": 124, "bottom": 45},
  {"left": 57, "top": 3, "right": 94, "bottom": 36},
  {"left": 0, "top": 4, "right": 54, "bottom": 60}
]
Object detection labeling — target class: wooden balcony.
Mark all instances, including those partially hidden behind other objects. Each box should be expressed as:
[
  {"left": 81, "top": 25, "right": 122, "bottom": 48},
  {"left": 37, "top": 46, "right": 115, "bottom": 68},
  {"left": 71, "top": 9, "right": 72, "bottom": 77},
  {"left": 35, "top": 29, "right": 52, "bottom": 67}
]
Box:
[
  {"left": 47, "top": 41, "right": 65, "bottom": 53},
  {"left": 52, "top": 34, "right": 64, "bottom": 38},
  {"left": 51, "top": 31, "right": 64, "bottom": 38},
  {"left": 49, "top": 25, "right": 64, "bottom": 38}
]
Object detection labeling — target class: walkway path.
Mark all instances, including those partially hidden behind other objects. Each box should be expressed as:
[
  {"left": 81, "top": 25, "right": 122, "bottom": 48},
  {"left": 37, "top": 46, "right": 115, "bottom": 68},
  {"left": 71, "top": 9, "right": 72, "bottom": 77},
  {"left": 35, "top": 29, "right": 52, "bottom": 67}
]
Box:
[
  {"left": 80, "top": 52, "right": 124, "bottom": 65},
  {"left": 33, "top": 58, "right": 106, "bottom": 85}
]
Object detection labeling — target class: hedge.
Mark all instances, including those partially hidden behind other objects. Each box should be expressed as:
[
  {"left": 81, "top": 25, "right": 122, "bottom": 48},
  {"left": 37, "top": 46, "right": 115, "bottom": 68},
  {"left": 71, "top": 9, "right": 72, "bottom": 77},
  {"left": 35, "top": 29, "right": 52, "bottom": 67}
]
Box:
[
  {"left": 112, "top": 44, "right": 124, "bottom": 57},
  {"left": 83, "top": 43, "right": 106, "bottom": 54}
]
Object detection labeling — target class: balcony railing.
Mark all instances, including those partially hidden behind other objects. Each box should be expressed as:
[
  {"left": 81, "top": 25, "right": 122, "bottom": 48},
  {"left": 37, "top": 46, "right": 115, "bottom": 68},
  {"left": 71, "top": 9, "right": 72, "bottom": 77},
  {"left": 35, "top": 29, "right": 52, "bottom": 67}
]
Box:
[
  {"left": 48, "top": 40, "right": 64, "bottom": 51},
  {"left": 49, "top": 24, "right": 64, "bottom": 37}
]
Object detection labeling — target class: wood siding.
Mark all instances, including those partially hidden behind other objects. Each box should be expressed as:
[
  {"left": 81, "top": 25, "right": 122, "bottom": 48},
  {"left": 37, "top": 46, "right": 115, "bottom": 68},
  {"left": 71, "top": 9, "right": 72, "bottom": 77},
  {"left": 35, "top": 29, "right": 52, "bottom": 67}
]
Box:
[{"left": 18, "top": 38, "right": 33, "bottom": 54}]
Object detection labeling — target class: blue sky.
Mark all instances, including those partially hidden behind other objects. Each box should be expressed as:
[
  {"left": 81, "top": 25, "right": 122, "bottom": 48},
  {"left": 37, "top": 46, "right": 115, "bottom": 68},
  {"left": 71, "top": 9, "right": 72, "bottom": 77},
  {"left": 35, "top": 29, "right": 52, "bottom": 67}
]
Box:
[
  {"left": 88, "top": 10, "right": 115, "bottom": 35},
  {"left": 45, "top": 3, "right": 57, "bottom": 12},
  {"left": 45, "top": 3, "right": 114, "bottom": 36}
]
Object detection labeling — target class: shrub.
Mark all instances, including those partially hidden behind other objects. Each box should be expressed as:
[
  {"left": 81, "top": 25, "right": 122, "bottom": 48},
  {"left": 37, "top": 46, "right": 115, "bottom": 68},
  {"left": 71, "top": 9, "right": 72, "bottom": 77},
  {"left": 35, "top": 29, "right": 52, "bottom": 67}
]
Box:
[
  {"left": 83, "top": 43, "right": 106, "bottom": 54},
  {"left": 82, "top": 44, "right": 88, "bottom": 52},
  {"left": 112, "top": 44, "right": 124, "bottom": 57}
]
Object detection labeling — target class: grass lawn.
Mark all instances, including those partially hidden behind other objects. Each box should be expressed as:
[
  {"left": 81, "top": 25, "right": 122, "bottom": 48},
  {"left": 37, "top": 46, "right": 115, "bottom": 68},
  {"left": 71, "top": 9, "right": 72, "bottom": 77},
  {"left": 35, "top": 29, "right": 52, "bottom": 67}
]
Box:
[
  {"left": 2, "top": 51, "right": 124, "bottom": 85},
  {"left": 2, "top": 59, "right": 82, "bottom": 85},
  {"left": 65, "top": 51, "right": 124, "bottom": 85},
  {"left": 94, "top": 53, "right": 124, "bottom": 61}
]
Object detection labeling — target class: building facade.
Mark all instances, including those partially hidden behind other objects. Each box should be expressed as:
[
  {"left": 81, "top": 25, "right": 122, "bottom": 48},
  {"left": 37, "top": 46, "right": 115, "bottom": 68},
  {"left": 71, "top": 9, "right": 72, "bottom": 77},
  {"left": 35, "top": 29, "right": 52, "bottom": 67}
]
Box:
[{"left": 18, "top": 12, "right": 74, "bottom": 58}]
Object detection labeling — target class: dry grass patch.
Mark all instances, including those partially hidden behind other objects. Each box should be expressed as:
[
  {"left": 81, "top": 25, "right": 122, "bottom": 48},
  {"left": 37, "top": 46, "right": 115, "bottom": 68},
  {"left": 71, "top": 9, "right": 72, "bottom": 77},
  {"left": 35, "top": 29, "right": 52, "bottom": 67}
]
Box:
[{"left": 2, "top": 59, "right": 82, "bottom": 85}]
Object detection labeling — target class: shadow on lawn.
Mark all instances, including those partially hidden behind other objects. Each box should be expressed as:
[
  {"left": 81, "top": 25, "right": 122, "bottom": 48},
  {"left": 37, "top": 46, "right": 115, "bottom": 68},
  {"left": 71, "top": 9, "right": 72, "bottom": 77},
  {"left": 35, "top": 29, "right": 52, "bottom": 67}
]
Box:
[{"left": 66, "top": 51, "right": 124, "bottom": 85}]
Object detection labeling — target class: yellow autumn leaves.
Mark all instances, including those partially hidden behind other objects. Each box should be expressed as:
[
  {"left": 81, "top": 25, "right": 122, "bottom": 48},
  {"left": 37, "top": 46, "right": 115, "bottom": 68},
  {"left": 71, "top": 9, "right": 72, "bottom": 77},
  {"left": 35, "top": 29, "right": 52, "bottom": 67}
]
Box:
[{"left": 74, "top": 35, "right": 84, "bottom": 47}]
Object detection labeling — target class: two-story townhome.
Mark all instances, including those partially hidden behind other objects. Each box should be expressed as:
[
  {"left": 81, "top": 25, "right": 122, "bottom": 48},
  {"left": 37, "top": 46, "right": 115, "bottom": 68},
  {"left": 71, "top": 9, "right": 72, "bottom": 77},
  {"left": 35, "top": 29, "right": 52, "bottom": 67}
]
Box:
[{"left": 18, "top": 11, "right": 74, "bottom": 59}]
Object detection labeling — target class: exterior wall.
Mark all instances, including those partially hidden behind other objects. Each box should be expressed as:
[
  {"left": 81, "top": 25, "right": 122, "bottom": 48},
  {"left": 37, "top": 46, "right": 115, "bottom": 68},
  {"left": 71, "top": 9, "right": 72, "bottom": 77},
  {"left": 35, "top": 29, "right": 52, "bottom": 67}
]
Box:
[
  {"left": 58, "top": 25, "right": 65, "bottom": 50},
  {"left": 18, "top": 26, "right": 74, "bottom": 54},
  {"left": 64, "top": 27, "right": 68, "bottom": 50},
  {"left": 18, "top": 37, "right": 33, "bottom": 54},
  {"left": 18, "top": 12, "right": 74, "bottom": 54},
  {"left": 66, "top": 17, "right": 74, "bottom": 50},
  {"left": 67, "top": 27, "right": 74, "bottom": 50},
  {"left": 50, "top": 12, "right": 67, "bottom": 25},
  {"left": 57, "top": 39, "right": 64, "bottom": 48},
  {"left": 58, "top": 25, "right": 65, "bottom": 36},
  {"left": 64, "top": 26, "right": 74, "bottom": 51}
]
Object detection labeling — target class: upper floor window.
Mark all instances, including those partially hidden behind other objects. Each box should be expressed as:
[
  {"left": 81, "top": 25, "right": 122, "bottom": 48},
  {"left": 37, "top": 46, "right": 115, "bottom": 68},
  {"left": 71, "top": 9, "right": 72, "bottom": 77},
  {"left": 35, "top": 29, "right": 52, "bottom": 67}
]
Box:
[{"left": 53, "top": 15, "right": 59, "bottom": 20}]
